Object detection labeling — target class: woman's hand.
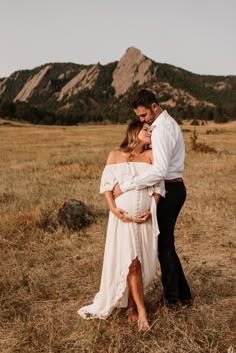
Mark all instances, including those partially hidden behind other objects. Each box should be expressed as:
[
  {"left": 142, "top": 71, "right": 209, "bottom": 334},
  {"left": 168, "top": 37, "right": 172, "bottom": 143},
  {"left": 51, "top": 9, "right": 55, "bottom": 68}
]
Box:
[
  {"left": 113, "top": 183, "right": 123, "bottom": 199},
  {"left": 111, "top": 207, "right": 133, "bottom": 223},
  {"left": 133, "top": 210, "right": 152, "bottom": 223}
]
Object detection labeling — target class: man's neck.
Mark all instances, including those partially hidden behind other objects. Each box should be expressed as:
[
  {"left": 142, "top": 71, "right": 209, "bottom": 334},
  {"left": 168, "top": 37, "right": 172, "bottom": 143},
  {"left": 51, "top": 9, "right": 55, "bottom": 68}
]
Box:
[{"left": 155, "top": 106, "right": 163, "bottom": 120}]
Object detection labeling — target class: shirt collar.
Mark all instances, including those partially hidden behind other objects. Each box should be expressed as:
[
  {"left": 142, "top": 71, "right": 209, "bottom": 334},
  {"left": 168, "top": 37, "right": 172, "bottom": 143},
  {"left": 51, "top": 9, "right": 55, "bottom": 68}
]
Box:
[{"left": 150, "top": 110, "right": 167, "bottom": 131}]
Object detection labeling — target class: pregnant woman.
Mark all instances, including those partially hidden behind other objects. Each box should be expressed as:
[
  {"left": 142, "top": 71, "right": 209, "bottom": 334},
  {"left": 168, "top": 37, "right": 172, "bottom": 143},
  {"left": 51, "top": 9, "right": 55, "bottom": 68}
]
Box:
[{"left": 78, "top": 121, "right": 165, "bottom": 330}]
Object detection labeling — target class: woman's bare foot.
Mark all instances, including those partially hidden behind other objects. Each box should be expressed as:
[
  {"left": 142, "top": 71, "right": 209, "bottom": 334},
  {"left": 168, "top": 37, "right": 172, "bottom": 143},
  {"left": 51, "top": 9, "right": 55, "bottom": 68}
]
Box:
[
  {"left": 138, "top": 312, "right": 150, "bottom": 331},
  {"left": 128, "top": 307, "right": 138, "bottom": 323}
]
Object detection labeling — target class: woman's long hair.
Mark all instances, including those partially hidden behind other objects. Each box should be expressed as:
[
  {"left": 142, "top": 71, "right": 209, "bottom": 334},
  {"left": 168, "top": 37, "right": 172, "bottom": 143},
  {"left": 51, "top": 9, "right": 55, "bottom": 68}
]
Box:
[{"left": 119, "top": 121, "right": 146, "bottom": 160}]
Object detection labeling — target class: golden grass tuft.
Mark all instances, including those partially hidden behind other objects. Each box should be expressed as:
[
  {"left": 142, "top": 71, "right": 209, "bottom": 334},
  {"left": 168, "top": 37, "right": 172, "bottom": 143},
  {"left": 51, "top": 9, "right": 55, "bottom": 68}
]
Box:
[
  {"left": 0, "top": 121, "right": 235, "bottom": 352},
  {"left": 14, "top": 208, "right": 42, "bottom": 227}
]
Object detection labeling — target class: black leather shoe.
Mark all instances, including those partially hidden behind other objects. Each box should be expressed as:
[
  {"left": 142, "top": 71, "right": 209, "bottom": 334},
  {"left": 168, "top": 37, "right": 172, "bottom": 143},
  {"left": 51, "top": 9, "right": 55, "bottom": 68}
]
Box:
[
  {"left": 180, "top": 298, "right": 193, "bottom": 308},
  {"left": 164, "top": 298, "right": 193, "bottom": 309}
]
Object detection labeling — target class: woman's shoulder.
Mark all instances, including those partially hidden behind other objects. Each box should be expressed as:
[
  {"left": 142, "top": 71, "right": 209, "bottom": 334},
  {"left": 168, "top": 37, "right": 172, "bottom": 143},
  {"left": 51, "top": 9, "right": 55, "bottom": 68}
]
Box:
[
  {"left": 142, "top": 148, "right": 153, "bottom": 163},
  {"left": 106, "top": 150, "right": 124, "bottom": 165}
]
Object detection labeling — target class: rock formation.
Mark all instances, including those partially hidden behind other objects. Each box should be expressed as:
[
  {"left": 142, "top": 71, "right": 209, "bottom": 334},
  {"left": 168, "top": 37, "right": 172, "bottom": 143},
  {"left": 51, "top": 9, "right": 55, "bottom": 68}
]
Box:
[
  {"left": 0, "top": 78, "right": 7, "bottom": 95},
  {"left": 14, "top": 65, "right": 52, "bottom": 102},
  {"left": 112, "top": 47, "right": 152, "bottom": 97},
  {"left": 58, "top": 63, "right": 100, "bottom": 101}
]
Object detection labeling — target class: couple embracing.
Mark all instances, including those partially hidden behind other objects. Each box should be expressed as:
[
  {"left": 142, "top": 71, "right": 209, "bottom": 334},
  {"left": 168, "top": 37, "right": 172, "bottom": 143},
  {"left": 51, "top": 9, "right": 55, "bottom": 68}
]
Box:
[{"left": 78, "top": 89, "right": 192, "bottom": 331}]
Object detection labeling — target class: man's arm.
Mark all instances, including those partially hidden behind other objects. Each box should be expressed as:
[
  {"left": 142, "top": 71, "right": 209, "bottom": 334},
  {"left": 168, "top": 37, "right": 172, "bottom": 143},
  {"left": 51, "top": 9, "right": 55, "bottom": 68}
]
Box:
[{"left": 119, "top": 127, "right": 174, "bottom": 192}]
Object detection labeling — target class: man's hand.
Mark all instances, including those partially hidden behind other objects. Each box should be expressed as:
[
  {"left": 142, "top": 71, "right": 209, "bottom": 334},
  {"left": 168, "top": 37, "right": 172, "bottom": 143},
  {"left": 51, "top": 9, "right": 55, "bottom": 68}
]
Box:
[
  {"left": 113, "top": 183, "right": 123, "bottom": 199},
  {"left": 133, "top": 210, "right": 152, "bottom": 224},
  {"left": 111, "top": 207, "right": 133, "bottom": 223}
]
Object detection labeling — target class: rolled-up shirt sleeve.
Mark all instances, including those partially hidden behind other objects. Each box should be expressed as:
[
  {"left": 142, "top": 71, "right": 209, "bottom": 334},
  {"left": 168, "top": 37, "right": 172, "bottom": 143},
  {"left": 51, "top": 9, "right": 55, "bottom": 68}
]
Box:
[{"left": 120, "top": 126, "right": 174, "bottom": 192}]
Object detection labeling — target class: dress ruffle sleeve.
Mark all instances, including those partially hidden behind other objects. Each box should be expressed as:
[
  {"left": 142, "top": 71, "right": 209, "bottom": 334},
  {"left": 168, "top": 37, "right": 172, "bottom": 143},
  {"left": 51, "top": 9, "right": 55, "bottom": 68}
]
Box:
[
  {"left": 100, "top": 165, "right": 117, "bottom": 193},
  {"left": 148, "top": 179, "right": 166, "bottom": 198}
]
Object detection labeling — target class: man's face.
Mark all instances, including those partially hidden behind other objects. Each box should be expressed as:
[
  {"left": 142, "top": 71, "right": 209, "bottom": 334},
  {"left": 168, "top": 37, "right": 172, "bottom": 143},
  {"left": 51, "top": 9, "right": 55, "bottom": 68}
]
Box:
[{"left": 133, "top": 104, "right": 157, "bottom": 125}]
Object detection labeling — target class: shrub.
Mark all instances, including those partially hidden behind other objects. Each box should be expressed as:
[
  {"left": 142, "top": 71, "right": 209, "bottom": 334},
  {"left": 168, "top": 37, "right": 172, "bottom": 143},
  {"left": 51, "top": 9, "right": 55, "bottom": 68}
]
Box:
[
  {"left": 190, "top": 129, "right": 217, "bottom": 153},
  {"left": 191, "top": 119, "right": 200, "bottom": 126}
]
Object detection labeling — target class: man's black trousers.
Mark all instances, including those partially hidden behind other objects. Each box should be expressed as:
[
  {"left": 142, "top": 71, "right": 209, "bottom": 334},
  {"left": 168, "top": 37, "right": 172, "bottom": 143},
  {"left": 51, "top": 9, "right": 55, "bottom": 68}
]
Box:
[{"left": 156, "top": 181, "right": 191, "bottom": 304}]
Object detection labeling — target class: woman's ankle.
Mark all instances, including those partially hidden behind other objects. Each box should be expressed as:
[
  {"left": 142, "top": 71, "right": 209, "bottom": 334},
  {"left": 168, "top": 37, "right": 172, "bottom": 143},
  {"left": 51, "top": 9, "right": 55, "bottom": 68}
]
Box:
[{"left": 137, "top": 307, "right": 147, "bottom": 317}]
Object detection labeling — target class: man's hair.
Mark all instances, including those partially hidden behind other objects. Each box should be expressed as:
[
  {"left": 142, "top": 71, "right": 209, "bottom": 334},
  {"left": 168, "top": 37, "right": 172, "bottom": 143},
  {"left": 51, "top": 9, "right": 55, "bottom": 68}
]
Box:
[{"left": 131, "top": 89, "right": 159, "bottom": 109}]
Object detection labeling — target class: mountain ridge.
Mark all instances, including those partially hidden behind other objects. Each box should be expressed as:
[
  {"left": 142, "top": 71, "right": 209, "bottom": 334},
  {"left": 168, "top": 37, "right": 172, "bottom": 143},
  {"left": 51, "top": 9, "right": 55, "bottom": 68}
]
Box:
[{"left": 0, "top": 47, "right": 235, "bottom": 124}]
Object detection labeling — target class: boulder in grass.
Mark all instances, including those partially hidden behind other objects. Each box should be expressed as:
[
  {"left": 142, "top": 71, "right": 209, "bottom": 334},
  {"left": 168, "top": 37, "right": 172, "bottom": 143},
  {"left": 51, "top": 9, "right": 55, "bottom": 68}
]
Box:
[{"left": 57, "top": 199, "right": 94, "bottom": 230}]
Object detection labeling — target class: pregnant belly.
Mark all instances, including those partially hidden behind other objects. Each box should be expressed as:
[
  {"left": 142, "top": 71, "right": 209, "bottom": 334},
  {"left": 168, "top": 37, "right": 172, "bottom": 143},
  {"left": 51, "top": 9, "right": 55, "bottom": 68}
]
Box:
[{"left": 115, "top": 189, "right": 151, "bottom": 218}]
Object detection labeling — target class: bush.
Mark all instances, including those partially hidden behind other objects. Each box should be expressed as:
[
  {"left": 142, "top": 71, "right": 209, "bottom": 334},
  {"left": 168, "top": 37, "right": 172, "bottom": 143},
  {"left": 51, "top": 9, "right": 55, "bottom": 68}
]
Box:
[
  {"left": 190, "top": 129, "right": 217, "bottom": 153},
  {"left": 190, "top": 119, "right": 199, "bottom": 126}
]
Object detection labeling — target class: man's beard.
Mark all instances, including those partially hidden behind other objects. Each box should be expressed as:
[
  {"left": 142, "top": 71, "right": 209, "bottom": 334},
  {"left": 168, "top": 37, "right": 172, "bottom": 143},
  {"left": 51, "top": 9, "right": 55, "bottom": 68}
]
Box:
[{"left": 148, "top": 109, "right": 156, "bottom": 125}]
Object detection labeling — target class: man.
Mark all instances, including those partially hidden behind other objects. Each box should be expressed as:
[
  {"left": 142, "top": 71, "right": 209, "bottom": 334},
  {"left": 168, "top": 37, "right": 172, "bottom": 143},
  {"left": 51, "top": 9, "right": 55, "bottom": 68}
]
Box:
[{"left": 113, "top": 89, "right": 192, "bottom": 307}]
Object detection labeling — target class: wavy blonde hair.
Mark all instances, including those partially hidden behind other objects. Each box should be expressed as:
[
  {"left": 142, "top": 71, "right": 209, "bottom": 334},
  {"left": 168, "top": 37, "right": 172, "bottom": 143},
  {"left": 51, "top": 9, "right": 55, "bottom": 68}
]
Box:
[{"left": 119, "top": 121, "right": 146, "bottom": 160}]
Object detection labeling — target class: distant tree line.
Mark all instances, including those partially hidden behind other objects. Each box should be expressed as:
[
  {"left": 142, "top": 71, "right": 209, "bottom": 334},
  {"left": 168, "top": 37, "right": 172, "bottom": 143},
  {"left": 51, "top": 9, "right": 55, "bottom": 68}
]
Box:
[{"left": 0, "top": 96, "right": 229, "bottom": 125}]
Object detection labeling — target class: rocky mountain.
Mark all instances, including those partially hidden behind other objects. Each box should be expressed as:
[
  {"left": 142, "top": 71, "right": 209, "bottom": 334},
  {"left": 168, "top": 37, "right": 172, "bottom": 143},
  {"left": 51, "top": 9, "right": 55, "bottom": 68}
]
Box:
[{"left": 0, "top": 47, "right": 235, "bottom": 124}]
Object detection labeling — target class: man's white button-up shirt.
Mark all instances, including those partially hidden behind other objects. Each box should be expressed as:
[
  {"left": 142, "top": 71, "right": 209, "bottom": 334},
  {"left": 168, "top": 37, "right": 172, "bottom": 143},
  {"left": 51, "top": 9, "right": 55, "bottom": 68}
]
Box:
[{"left": 120, "top": 110, "right": 185, "bottom": 193}]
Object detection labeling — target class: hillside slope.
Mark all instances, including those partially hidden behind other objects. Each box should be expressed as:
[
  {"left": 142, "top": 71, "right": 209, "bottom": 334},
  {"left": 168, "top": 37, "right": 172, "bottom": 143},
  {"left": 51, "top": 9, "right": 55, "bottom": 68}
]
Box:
[{"left": 0, "top": 47, "right": 235, "bottom": 124}]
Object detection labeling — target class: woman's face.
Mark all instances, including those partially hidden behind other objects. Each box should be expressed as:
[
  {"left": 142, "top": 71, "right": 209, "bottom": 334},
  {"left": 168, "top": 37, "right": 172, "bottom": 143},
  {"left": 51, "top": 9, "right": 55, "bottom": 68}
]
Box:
[{"left": 137, "top": 123, "right": 151, "bottom": 145}]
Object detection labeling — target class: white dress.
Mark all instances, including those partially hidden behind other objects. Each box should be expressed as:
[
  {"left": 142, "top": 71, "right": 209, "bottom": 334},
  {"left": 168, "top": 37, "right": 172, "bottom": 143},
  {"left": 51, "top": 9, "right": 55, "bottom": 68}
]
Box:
[{"left": 78, "top": 162, "right": 165, "bottom": 320}]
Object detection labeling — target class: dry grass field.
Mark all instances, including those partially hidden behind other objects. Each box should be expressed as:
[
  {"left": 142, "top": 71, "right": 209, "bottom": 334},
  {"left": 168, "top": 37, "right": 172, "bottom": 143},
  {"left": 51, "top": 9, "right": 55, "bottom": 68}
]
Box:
[{"left": 0, "top": 120, "right": 235, "bottom": 353}]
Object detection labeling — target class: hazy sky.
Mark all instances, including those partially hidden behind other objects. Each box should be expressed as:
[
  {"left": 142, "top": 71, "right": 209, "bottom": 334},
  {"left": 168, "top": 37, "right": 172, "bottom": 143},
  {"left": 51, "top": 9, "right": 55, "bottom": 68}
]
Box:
[{"left": 0, "top": 0, "right": 235, "bottom": 78}]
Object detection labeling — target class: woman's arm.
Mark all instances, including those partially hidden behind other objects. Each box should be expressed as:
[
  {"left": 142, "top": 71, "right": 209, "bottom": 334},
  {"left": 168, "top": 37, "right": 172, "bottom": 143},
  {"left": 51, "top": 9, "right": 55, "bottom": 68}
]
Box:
[
  {"left": 153, "top": 193, "right": 160, "bottom": 204},
  {"left": 104, "top": 150, "right": 132, "bottom": 222},
  {"left": 104, "top": 191, "right": 117, "bottom": 211},
  {"left": 104, "top": 191, "right": 133, "bottom": 223}
]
